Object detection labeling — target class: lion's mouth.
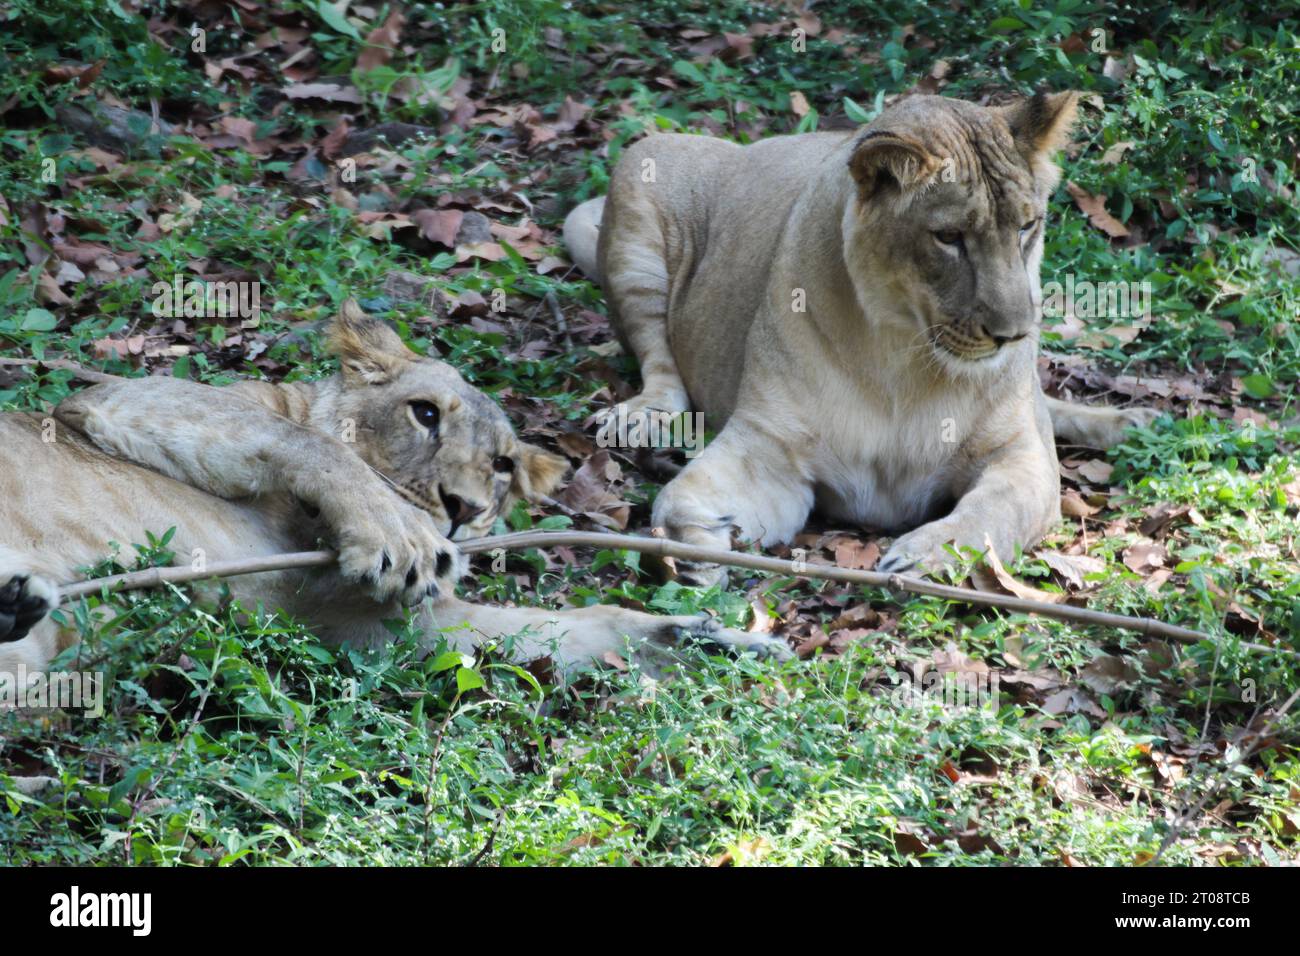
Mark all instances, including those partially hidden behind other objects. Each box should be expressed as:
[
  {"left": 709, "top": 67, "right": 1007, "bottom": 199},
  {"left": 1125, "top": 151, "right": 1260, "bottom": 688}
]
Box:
[
  {"left": 934, "top": 326, "right": 999, "bottom": 361},
  {"left": 389, "top": 481, "right": 495, "bottom": 541},
  {"left": 390, "top": 481, "right": 455, "bottom": 534}
]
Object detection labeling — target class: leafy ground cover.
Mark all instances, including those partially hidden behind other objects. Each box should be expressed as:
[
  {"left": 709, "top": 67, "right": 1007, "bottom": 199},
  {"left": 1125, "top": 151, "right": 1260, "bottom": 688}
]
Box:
[{"left": 0, "top": 0, "right": 1297, "bottom": 865}]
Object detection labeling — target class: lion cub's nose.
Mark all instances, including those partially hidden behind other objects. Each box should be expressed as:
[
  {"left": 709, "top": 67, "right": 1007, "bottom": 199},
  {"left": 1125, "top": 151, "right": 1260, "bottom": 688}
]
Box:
[{"left": 439, "top": 487, "right": 486, "bottom": 535}]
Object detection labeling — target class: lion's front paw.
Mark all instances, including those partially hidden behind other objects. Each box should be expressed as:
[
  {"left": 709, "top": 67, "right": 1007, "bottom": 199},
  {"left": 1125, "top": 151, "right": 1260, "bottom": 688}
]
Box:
[
  {"left": 878, "top": 522, "right": 971, "bottom": 576},
  {"left": 0, "top": 574, "right": 58, "bottom": 644},
  {"left": 333, "top": 498, "right": 460, "bottom": 607},
  {"left": 666, "top": 614, "right": 794, "bottom": 662}
]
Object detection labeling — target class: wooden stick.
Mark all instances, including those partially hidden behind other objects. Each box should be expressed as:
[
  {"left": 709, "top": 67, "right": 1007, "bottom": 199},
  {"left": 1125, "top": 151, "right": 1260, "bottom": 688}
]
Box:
[
  {"left": 55, "top": 529, "right": 1290, "bottom": 656},
  {"left": 0, "top": 356, "right": 122, "bottom": 385}
]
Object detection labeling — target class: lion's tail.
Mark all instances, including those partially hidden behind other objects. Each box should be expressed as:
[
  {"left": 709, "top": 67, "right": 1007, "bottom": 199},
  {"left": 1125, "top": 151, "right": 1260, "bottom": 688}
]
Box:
[{"left": 562, "top": 196, "right": 606, "bottom": 286}]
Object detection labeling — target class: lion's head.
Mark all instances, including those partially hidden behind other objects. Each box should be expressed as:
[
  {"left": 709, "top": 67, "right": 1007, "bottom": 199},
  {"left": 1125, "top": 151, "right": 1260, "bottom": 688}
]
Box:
[
  {"left": 321, "top": 301, "right": 568, "bottom": 540},
  {"left": 845, "top": 91, "right": 1078, "bottom": 375}
]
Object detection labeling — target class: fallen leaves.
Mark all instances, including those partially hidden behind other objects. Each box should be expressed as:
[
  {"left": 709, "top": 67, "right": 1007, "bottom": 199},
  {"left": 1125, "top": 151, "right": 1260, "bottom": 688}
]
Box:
[
  {"left": 970, "top": 537, "right": 1065, "bottom": 604},
  {"left": 556, "top": 450, "right": 631, "bottom": 531},
  {"left": 1066, "top": 181, "right": 1130, "bottom": 238}
]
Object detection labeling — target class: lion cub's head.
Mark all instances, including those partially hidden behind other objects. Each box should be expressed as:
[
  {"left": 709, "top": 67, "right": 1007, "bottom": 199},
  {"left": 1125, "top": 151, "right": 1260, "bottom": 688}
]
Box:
[
  {"left": 322, "top": 300, "right": 568, "bottom": 540},
  {"left": 845, "top": 91, "right": 1078, "bottom": 375}
]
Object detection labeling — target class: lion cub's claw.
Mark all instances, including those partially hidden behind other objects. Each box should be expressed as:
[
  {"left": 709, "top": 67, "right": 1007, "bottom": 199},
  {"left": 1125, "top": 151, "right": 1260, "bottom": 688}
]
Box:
[
  {"left": 333, "top": 499, "right": 460, "bottom": 607},
  {"left": 669, "top": 615, "right": 794, "bottom": 662},
  {"left": 0, "top": 574, "right": 58, "bottom": 644}
]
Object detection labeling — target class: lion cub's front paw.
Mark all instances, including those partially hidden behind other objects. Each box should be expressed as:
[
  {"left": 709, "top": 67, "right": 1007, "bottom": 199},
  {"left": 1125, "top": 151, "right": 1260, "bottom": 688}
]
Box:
[
  {"left": 666, "top": 614, "right": 794, "bottom": 662},
  {"left": 675, "top": 560, "right": 729, "bottom": 590},
  {"left": 0, "top": 574, "right": 58, "bottom": 644},
  {"left": 332, "top": 497, "right": 460, "bottom": 607}
]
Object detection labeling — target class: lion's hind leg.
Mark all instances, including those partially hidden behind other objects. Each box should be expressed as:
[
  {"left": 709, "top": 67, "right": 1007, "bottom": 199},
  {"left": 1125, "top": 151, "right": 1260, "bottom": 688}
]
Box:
[
  {"left": 594, "top": 183, "right": 692, "bottom": 436},
  {"left": 1046, "top": 397, "right": 1158, "bottom": 448}
]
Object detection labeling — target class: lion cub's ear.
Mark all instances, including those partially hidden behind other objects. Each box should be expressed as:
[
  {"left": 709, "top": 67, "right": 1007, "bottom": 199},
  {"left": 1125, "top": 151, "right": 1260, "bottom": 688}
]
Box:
[
  {"left": 329, "top": 299, "right": 414, "bottom": 386},
  {"left": 511, "top": 444, "right": 569, "bottom": 503},
  {"left": 1002, "top": 90, "right": 1079, "bottom": 161},
  {"left": 848, "top": 131, "right": 943, "bottom": 200}
]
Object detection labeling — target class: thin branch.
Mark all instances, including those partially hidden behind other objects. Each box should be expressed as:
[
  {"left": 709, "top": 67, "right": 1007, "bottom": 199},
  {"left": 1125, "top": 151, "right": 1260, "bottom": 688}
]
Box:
[
  {"left": 55, "top": 530, "right": 1290, "bottom": 657},
  {"left": 0, "top": 356, "right": 122, "bottom": 385}
]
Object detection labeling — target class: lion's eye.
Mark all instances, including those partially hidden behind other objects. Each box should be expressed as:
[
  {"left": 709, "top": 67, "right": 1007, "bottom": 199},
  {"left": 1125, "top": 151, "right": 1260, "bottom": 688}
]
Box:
[
  {"left": 492, "top": 456, "right": 515, "bottom": 474},
  {"left": 410, "top": 401, "right": 440, "bottom": 432},
  {"left": 933, "top": 230, "right": 963, "bottom": 248},
  {"left": 1020, "top": 219, "right": 1040, "bottom": 235}
]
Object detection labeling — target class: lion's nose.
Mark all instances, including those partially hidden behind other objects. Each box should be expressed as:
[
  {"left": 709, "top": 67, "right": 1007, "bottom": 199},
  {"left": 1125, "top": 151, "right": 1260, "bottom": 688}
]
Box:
[{"left": 439, "top": 487, "right": 486, "bottom": 535}]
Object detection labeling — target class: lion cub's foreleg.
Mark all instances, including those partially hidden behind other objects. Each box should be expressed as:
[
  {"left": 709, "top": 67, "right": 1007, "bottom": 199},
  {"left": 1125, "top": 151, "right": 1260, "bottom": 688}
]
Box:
[
  {"left": 55, "top": 378, "right": 456, "bottom": 607},
  {"left": 429, "top": 596, "right": 791, "bottom": 674}
]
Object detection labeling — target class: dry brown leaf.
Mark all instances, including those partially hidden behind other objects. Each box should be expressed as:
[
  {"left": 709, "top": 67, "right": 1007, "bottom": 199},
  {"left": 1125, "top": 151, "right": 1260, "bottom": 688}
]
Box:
[
  {"left": 832, "top": 536, "right": 880, "bottom": 571},
  {"left": 284, "top": 82, "right": 364, "bottom": 104},
  {"left": 1100, "top": 140, "right": 1135, "bottom": 165},
  {"left": 1122, "top": 539, "right": 1167, "bottom": 574},
  {"left": 1060, "top": 489, "right": 1100, "bottom": 518},
  {"left": 412, "top": 208, "right": 463, "bottom": 247},
  {"left": 356, "top": 8, "right": 405, "bottom": 73},
  {"left": 1075, "top": 459, "right": 1114, "bottom": 484},
  {"left": 1066, "top": 181, "right": 1129, "bottom": 238},
  {"left": 1036, "top": 550, "right": 1105, "bottom": 588},
  {"left": 974, "top": 536, "right": 1065, "bottom": 603}
]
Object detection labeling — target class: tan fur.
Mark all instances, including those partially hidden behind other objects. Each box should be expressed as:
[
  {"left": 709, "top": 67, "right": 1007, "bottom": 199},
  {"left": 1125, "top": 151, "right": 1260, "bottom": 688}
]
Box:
[
  {"left": 0, "top": 303, "right": 790, "bottom": 694},
  {"left": 565, "top": 92, "right": 1155, "bottom": 579}
]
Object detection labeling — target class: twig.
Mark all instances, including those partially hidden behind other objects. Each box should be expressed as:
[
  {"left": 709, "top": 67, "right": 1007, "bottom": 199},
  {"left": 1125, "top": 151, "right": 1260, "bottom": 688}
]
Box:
[
  {"left": 0, "top": 356, "right": 122, "bottom": 385},
  {"left": 466, "top": 804, "right": 507, "bottom": 867},
  {"left": 55, "top": 530, "right": 1291, "bottom": 657},
  {"left": 544, "top": 290, "right": 571, "bottom": 350}
]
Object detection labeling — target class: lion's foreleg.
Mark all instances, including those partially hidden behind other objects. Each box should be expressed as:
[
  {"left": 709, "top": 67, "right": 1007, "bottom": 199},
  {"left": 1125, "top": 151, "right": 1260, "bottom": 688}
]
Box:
[
  {"left": 878, "top": 435, "right": 1060, "bottom": 574},
  {"left": 650, "top": 422, "right": 815, "bottom": 588}
]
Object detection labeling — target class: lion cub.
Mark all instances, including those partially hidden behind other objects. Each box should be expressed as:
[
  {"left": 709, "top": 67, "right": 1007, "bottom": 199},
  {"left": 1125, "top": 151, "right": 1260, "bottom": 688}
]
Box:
[
  {"left": 566, "top": 91, "right": 1155, "bottom": 581},
  {"left": 0, "top": 302, "right": 789, "bottom": 689}
]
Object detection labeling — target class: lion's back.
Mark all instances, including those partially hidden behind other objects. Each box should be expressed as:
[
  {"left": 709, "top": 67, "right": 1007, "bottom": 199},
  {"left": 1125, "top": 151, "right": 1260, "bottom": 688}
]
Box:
[{"left": 0, "top": 412, "right": 301, "bottom": 582}]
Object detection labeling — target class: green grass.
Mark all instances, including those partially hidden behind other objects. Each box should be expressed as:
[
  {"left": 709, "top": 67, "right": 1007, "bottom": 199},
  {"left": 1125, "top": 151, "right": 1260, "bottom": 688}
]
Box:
[{"left": 1, "top": 0, "right": 1298, "bottom": 865}]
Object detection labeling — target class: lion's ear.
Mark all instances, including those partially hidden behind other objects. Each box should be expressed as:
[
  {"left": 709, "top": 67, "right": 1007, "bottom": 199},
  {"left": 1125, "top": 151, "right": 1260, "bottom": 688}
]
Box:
[
  {"left": 848, "top": 131, "right": 942, "bottom": 200},
  {"left": 1003, "top": 90, "right": 1078, "bottom": 160},
  {"left": 511, "top": 443, "right": 569, "bottom": 503},
  {"left": 328, "top": 299, "right": 413, "bottom": 386}
]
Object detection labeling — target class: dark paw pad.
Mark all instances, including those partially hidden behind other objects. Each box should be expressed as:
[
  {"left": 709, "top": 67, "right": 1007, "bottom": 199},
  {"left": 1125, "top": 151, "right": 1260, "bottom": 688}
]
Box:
[{"left": 0, "top": 576, "right": 54, "bottom": 644}]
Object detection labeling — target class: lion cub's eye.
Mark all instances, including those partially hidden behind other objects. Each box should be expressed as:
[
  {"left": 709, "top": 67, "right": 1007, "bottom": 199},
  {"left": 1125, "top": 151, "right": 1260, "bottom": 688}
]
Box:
[
  {"left": 409, "top": 401, "right": 440, "bottom": 432},
  {"left": 492, "top": 456, "right": 515, "bottom": 474},
  {"left": 932, "top": 230, "right": 963, "bottom": 248},
  {"left": 1020, "top": 219, "right": 1041, "bottom": 235}
]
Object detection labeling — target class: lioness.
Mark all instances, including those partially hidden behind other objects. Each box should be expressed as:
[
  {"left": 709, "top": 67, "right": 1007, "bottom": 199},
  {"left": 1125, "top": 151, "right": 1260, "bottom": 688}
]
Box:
[
  {"left": 0, "top": 302, "right": 789, "bottom": 688},
  {"left": 564, "top": 91, "right": 1154, "bottom": 580}
]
